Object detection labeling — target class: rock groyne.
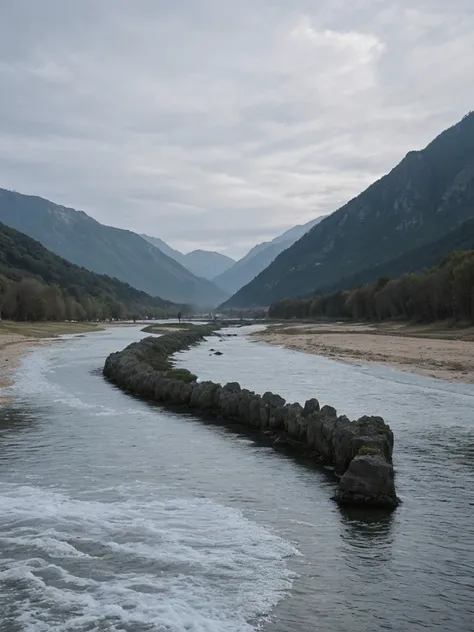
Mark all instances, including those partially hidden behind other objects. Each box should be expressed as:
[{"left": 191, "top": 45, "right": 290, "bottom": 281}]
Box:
[{"left": 103, "top": 325, "right": 399, "bottom": 509}]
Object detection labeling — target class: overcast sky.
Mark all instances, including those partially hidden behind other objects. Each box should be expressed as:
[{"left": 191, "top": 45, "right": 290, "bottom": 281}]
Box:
[{"left": 1, "top": 1, "right": 473, "bottom": 258}]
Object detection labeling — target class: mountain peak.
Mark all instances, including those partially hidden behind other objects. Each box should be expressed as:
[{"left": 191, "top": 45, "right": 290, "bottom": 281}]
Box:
[
  {"left": 213, "top": 215, "right": 328, "bottom": 295},
  {"left": 140, "top": 236, "right": 235, "bottom": 280},
  {"left": 221, "top": 112, "right": 474, "bottom": 308}
]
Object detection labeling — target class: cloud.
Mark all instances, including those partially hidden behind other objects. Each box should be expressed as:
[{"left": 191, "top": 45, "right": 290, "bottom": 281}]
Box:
[{"left": 0, "top": 0, "right": 473, "bottom": 257}]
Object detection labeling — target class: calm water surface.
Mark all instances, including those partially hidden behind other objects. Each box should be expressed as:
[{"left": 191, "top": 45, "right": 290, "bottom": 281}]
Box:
[{"left": 0, "top": 324, "right": 473, "bottom": 631}]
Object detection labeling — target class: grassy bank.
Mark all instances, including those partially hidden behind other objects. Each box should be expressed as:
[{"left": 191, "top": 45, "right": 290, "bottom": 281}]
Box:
[
  {"left": 0, "top": 320, "right": 105, "bottom": 339},
  {"left": 142, "top": 323, "right": 193, "bottom": 334}
]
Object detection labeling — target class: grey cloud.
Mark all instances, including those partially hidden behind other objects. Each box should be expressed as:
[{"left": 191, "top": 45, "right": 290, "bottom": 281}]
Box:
[{"left": 0, "top": 0, "right": 473, "bottom": 257}]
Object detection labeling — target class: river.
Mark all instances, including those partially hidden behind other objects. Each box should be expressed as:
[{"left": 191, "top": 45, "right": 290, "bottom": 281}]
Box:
[{"left": 0, "top": 324, "right": 473, "bottom": 631}]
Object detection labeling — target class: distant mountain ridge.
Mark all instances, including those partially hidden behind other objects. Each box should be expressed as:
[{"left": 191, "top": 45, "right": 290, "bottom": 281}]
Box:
[
  {"left": 213, "top": 216, "right": 328, "bottom": 296},
  {"left": 184, "top": 249, "right": 235, "bottom": 280},
  {"left": 0, "top": 189, "right": 228, "bottom": 307},
  {"left": 140, "top": 234, "right": 234, "bottom": 280},
  {"left": 222, "top": 112, "right": 474, "bottom": 308},
  {"left": 139, "top": 234, "right": 184, "bottom": 265}
]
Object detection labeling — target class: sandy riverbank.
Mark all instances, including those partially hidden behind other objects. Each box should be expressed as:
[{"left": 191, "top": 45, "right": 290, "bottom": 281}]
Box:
[
  {"left": 0, "top": 322, "right": 105, "bottom": 403},
  {"left": 252, "top": 322, "right": 474, "bottom": 383}
]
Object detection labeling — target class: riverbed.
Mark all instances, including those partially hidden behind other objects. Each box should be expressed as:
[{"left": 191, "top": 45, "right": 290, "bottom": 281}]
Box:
[{"left": 0, "top": 325, "right": 473, "bottom": 631}]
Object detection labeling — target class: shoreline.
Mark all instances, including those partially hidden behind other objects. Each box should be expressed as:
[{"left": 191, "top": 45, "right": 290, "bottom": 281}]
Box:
[
  {"left": 0, "top": 321, "right": 106, "bottom": 404},
  {"left": 252, "top": 322, "right": 474, "bottom": 384},
  {"left": 0, "top": 338, "right": 47, "bottom": 403}
]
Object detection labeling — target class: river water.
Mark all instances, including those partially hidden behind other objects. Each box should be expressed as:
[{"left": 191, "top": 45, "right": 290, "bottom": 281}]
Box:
[{"left": 0, "top": 325, "right": 473, "bottom": 631}]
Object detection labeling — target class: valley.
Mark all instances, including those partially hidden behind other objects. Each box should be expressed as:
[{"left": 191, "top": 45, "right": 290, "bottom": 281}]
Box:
[
  {"left": 1, "top": 4, "right": 474, "bottom": 631},
  {"left": 0, "top": 189, "right": 228, "bottom": 307}
]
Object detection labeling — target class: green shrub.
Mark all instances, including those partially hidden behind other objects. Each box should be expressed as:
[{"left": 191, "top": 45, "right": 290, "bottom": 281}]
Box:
[
  {"left": 142, "top": 323, "right": 195, "bottom": 334},
  {"left": 358, "top": 445, "right": 382, "bottom": 456},
  {"left": 166, "top": 369, "right": 197, "bottom": 382}
]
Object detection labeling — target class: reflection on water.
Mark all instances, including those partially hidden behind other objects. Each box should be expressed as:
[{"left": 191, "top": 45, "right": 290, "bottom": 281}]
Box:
[
  {"left": 340, "top": 512, "right": 395, "bottom": 573},
  {"left": 0, "top": 404, "right": 37, "bottom": 434},
  {"left": 0, "top": 324, "right": 472, "bottom": 631}
]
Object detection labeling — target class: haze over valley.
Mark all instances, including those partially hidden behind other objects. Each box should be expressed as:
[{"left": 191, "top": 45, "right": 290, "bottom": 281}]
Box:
[{"left": 1, "top": 3, "right": 474, "bottom": 631}]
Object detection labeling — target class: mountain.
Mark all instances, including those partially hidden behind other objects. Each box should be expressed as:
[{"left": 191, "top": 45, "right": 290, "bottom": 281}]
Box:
[
  {"left": 0, "top": 222, "right": 181, "bottom": 320},
  {"left": 316, "top": 216, "right": 474, "bottom": 294},
  {"left": 269, "top": 247, "right": 474, "bottom": 323},
  {"left": 0, "top": 189, "right": 228, "bottom": 307},
  {"left": 214, "top": 216, "right": 327, "bottom": 296},
  {"left": 139, "top": 234, "right": 184, "bottom": 264},
  {"left": 141, "top": 234, "right": 234, "bottom": 280},
  {"left": 183, "top": 250, "right": 235, "bottom": 280},
  {"left": 222, "top": 112, "right": 474, "bottom": 308}
]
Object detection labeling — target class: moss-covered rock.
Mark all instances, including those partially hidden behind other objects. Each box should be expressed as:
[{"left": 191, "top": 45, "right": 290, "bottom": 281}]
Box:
[
  {"left": 166, "top": 369, "right": 197, "bottom": 383},
  {"left": 335, "top": 454, "right": 398, "bottom": 508}
]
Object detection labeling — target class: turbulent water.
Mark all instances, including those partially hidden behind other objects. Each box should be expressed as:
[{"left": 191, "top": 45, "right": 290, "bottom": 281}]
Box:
[{"left": 0, "top": 325, "right": 473, "bottom": 631}]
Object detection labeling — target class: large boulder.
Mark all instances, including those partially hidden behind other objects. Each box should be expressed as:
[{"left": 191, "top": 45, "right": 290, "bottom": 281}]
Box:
[
  {"left": 236, "top": 389, "right": 255, "bottom": 425},
  {"left": 287, "top": 416, "right": 308, "bottom": 442},
  {"left": 356, "top": 415, "right": 394, "bottom": 454},
  {"left": 190, "top": 382, "right": 207, "bottom": 407},
  {"left": 261, "top": 392, "right": 286, "bottom": 409},
  {"left": 335, "top": 454, "right": 399, "bottom": 508},
  {"left": 224, "top": 382, "right": 242, "bottom": 393},
  {"left": 195, "top": 382, "right": 220, "bottom": 411},
  {"left": 212, "top": 385, "right": 223, "bottom": 408},
  {"left": 153, "top": 377, "right": 170, "bottom": 401},
  {"left": 308, "top": 406, "right": 339, "bottom": 461},
  {"left": 248, "top": 395, "right": 262, "bottom": 427},
  {"left": 333, "top": 415, "right": 394, "bottom": 473},
  {"left": 269, "top": 404, "right": 288, "bottom": 431},
  {"left": 303, "top": 398, "right": 320, "bottom": 417},
  {"left": 219, "top": 383, "right": 242, "bottom": 418},
  {"left": 260, "top": 392, "right": 286, "bottom": 429},
  {"left": 281, "top": 403, "right": 303, "bottom": 431},
  {"left": 168, "top": 379, "right": 185, "bottom": 402},
  {"left": 179, "top": 382, "right": 195, "bottom": 405},
  {"left": 128, "top": 367, "right": 152, "bottom": 395},
  {"left": 164, "top": 379, "right": 182, "bottom": 401}
]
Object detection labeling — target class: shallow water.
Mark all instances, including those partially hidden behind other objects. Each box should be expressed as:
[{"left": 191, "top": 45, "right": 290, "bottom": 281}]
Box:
[{"left": 0, "top": 325, "right": 473, "bottom": 631}]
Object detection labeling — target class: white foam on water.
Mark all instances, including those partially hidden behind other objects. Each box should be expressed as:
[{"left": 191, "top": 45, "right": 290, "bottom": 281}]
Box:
[
  {"left": 9, "top": 344, "right": 133, "bottom": 417},
  {"left": 0, "top": 485, "right": 297, "bottom": 631},
  {"left": 10, "top": 346, "right": 82, "bottom": 405}
]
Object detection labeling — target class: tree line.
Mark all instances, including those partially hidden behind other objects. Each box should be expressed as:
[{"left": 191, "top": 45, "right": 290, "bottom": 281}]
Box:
[
  {"left": 0, "top": 222, "right": 187, "bottom": 322},
  {"left": 268, "top": 251, "right": 474, "bottom": 323},
  {"left": 0, "top": 275, "right": 182, "bottom": 322}
]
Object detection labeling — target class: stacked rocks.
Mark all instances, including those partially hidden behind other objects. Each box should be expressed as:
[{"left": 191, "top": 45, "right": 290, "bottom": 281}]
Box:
[{"left": 103, "top": 326, "right": 399, "bottom": 509}]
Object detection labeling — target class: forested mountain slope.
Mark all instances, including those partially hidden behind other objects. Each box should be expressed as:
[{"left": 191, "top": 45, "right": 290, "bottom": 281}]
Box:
[
  {"left": 269, "top": 249, "right": 474, "bottom": 324},
  {"left": 223, "top": 112, "right": 474, "bottom": 307},
  {"left": 0, "top": 189, "right": 227, "bottom": 306},
  {"left": 0, "top": 222, "right": 181, "bottom": 321},
  {"left": 316, "top": 216, "right": 474, "bottom": 294}
]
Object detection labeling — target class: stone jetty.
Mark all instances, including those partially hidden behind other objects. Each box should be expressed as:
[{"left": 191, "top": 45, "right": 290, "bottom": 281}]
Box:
[{"left": 103, "top": 325, "right": 399, "bottom": 509}]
